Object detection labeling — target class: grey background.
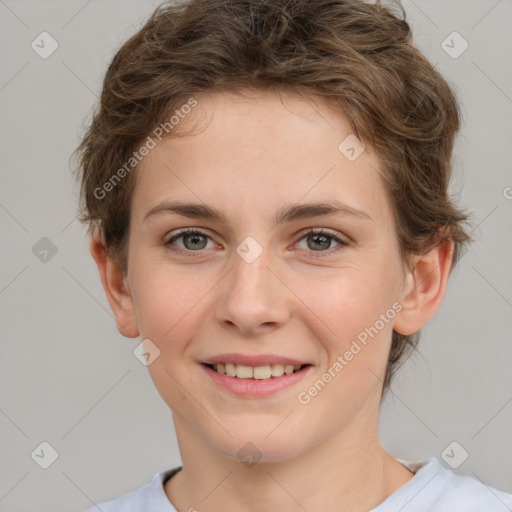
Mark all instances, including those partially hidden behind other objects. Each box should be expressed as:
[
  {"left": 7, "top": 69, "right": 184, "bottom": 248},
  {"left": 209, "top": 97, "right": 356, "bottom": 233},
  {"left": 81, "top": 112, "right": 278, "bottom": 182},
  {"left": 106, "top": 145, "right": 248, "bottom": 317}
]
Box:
[{"left": 0, "top": 0, "right": 511, "bottom": 510}]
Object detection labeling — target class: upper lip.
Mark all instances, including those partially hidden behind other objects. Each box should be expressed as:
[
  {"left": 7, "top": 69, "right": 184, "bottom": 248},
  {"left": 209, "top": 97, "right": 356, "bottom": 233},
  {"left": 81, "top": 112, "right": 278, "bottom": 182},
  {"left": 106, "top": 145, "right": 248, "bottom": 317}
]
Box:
[{"left": 201, "top": 353, "right": 311, "bottom": 367}]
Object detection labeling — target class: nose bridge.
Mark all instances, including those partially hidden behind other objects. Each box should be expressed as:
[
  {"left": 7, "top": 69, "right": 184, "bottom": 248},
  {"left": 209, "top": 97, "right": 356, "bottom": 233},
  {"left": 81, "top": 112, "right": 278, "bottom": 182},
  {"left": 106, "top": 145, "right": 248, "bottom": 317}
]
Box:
[
  {"left": 215, "top": 239, "right": 289, "bottom": 333},
  {"left": 234, "top": 243, "right": 272, "bottom": 290},
  {"left": 230, "top": 241, "right": 278, "bottom": 306}
]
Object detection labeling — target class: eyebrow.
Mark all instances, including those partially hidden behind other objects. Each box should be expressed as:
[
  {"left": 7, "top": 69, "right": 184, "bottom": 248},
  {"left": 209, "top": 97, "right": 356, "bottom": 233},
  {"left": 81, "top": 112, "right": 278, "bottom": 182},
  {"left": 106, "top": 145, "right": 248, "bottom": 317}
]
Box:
[{"left": 143, "top": 199, "right": 372, "bottom": 227}]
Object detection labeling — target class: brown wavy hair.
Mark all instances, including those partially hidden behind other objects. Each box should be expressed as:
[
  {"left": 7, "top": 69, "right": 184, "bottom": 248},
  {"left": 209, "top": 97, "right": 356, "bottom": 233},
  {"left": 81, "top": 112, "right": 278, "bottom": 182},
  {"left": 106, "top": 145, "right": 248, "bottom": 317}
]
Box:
[{"left": 72, "top": 0, "right": 473, "bottom": 395}]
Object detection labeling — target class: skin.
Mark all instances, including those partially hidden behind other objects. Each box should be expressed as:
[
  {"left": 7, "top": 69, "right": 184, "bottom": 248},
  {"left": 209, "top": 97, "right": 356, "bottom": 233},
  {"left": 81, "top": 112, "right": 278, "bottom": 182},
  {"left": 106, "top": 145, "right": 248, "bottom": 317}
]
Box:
[{"left": 90, "top": 88, "right": 454, "bottom": 512}]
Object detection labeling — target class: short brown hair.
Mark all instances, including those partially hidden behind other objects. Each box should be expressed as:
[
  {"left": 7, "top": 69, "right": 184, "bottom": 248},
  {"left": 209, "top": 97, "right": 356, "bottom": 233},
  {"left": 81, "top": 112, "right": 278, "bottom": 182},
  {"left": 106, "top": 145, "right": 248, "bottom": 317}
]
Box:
[{"left": 72, "top": 0, "right": 473, "bottom": 394}]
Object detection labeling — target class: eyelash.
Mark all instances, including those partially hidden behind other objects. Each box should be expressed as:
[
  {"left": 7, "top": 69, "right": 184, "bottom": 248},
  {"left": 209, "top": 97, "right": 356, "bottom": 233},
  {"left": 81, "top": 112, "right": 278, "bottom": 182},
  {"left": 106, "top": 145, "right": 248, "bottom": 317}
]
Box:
[{"left": 164, "top": 227, "right": 349, "bottom": 258}]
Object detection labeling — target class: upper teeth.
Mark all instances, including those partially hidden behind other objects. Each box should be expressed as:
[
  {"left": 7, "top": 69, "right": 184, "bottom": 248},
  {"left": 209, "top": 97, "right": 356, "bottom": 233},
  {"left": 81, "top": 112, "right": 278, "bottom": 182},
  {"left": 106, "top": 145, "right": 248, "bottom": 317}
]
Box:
[{"left": 213, "top": 363, "right": 302, "bottom": 380}]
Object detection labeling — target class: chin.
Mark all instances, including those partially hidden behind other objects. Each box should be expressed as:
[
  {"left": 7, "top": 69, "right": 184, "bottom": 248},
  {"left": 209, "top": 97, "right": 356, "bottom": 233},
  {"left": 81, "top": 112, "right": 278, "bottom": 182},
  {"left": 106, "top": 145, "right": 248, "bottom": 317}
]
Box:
[{"left": 211, "top": 433, "right": 306, "bottom": 466}]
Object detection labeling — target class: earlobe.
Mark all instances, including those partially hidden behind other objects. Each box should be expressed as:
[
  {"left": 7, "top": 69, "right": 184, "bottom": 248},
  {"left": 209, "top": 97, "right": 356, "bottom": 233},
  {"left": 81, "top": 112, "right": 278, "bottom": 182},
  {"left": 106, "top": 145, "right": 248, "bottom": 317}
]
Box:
[
  {"left": 89, "top": 233, "right": 139, "bottom": 338},
  {"left": 393, "top": 236, "right": 454, "bottom": 336}
]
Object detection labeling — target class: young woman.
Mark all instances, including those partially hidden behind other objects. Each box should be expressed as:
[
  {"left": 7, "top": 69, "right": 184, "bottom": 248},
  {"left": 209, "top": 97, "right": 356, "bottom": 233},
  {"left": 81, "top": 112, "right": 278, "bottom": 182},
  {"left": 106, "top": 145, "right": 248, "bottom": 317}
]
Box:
[{"left": 74, "top": 0, "right": 512, "bottom": 510}]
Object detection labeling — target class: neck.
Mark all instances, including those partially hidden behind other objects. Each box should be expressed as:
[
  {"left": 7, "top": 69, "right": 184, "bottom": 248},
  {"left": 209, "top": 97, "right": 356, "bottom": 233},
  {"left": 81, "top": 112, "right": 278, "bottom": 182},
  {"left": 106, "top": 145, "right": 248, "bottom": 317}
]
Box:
[{"left": 164, "top": 414, "right": 414, "bottom": 512}]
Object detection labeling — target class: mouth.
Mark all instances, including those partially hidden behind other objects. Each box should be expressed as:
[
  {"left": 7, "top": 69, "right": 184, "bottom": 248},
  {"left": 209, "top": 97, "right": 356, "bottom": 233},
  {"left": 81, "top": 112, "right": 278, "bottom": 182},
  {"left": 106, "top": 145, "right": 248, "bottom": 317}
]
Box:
[
  {"left": 200, "top": 360, "right": 314, "bottom": 397},
  {"left": 203, "top": 362, "right": 311, "bottom": 380}
]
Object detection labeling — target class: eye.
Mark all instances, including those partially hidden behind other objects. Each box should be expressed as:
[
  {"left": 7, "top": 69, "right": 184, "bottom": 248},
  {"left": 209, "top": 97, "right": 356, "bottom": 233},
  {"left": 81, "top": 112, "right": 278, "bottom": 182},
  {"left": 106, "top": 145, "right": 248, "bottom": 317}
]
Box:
[
  {"left": 164, "top": 228, "right": 217, "bottom": 254},
  {"left": 164, "top": 227, "right": 349, "bottom": 257},
  {"left": 294, "top": 228, "right": 348, "bottom": 257}
]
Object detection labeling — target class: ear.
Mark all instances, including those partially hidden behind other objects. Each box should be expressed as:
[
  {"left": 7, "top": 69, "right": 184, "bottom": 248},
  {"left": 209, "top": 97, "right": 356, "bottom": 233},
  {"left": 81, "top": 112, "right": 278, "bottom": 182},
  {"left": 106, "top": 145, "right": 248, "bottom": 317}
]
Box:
[
  {"left": 89, "top": 232, "right": 139, "bottom": 338},
  {"left": 393, "top": 233, "right": 454, "bottom": 336}
]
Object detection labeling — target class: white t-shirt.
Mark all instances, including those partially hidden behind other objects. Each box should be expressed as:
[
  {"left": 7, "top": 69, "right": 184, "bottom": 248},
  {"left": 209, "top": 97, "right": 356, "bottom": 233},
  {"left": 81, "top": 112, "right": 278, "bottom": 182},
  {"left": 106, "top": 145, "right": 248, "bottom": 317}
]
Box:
[{"left": 83, "top": 457, "right": 512, "bottom": 511}]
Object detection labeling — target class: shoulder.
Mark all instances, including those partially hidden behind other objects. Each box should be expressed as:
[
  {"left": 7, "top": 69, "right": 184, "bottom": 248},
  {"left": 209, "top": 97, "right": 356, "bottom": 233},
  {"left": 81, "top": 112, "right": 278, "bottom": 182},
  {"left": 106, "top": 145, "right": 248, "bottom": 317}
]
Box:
[
  {"left": 431, "top": 459, "right": 512, "bottom": 511},
  {"left": 380, "top": 457, "right": 512, "bottom": 512},
  {"left": 82, "top": 467, "right": 181, "bottom": 512}
]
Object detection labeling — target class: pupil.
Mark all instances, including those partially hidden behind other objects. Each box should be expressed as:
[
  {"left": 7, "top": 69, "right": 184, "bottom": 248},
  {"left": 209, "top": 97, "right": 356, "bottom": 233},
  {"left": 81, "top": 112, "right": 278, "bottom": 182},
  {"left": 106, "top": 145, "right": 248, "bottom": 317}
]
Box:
[
  {"left": 309, "top": 234, "right": 330, "bottom": 250},
  {"left": 185, "top": 234, "right": 207, "bottom": 250}
]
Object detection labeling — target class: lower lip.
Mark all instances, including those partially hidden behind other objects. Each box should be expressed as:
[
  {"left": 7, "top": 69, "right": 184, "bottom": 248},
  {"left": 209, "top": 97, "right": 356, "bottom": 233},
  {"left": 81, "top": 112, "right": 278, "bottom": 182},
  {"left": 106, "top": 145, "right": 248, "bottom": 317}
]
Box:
[{"left": 201, "top": 364, "right": 313, "bottom": 397}]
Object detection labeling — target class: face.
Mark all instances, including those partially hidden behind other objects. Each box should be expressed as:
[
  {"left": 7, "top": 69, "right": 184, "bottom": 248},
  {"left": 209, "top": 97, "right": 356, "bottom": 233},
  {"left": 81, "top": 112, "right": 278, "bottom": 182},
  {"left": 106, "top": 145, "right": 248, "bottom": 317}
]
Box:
[{"left": 121, "top": 89, "right": 410, "bottom": 463}]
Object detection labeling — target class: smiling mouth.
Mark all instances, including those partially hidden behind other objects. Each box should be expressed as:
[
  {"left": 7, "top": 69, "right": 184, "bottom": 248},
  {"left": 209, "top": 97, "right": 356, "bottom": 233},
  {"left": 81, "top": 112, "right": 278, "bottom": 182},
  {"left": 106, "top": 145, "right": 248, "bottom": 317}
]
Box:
[{"left": 204, "top": 362, "right": 310, "bottom": 380}]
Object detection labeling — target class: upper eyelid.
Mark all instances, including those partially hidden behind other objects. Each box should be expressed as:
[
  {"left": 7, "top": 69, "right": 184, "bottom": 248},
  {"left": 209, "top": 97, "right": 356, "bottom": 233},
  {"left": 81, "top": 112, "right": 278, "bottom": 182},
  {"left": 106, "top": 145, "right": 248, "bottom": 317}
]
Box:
[{"left": 165, "top": 227, "right": 214, "bottom": 244}]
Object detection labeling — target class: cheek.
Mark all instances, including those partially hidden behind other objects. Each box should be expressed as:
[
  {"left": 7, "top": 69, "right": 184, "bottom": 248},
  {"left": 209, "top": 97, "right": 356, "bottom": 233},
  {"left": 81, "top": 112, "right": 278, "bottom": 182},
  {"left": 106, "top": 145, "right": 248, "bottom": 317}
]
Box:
[
  {"left": 129, "top": 266, "right": 210, "bottom": 411},
  {"left": 130, "top": 260, "right": 206, "bottom": 340},
  {"left": 309, "top": 267, "right": 398, "bottom": 339},
  {"left": 296, "top": 273, "right": 397, "bottom": 421},
  {"left": 301, "top": 261, "right": 400, "bottom": 404}
]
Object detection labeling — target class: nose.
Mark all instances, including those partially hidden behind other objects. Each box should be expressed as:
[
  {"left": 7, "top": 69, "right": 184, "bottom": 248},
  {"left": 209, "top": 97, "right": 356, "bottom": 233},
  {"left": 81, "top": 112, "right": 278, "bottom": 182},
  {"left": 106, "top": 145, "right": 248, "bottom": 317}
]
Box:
[{"left": 214, "top": 248, "right": 290, "bottom": 336}]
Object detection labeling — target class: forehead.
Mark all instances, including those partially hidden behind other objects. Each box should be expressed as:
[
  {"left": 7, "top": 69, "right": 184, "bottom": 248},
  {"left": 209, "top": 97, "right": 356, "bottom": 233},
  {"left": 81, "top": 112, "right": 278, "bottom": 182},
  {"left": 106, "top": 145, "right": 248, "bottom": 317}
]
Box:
[{"left": 131, "top": 89, "right": 391, "bottom": 227}]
